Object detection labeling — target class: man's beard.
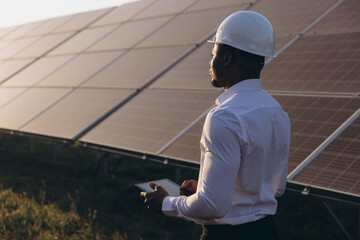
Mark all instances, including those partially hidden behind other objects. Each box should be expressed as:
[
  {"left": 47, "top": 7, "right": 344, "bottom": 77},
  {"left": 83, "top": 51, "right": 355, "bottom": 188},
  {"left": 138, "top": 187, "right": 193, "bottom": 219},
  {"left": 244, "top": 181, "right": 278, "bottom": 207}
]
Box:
[{"left": 211, "top": 79, "right": 222, "bottom": 88}]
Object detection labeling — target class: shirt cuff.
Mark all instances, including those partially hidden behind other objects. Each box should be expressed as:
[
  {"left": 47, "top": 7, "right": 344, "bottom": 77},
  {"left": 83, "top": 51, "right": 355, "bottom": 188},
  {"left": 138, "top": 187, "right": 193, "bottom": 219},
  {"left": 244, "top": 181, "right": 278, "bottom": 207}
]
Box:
[{"left": 162, "top": 196, "right": 179, "bottom": 217}]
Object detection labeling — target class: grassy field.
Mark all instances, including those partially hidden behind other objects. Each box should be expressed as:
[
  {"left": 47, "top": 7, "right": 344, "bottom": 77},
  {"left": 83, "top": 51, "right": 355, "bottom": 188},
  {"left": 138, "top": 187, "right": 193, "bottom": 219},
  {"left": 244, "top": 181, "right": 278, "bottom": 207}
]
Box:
[{"left": 0, "top": 134, "right": 357, "bottom": 239}]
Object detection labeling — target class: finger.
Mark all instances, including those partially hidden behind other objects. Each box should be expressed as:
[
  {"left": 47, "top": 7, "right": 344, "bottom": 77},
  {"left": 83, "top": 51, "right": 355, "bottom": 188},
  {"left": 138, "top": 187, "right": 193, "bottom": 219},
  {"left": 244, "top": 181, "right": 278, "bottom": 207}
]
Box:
[
  {"left": 140, "top": 191, "right": 146, "bottom": 197},
  {"left": 149, "top": 182, "right": 157, "bottom": 190}
]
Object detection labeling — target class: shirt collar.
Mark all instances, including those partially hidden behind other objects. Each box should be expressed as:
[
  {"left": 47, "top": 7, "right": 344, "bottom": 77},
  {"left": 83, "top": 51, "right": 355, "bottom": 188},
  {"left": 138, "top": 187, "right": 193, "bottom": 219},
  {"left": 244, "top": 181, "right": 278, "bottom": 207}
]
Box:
[{"left": 215, "top": 79, "right": 262, "bottom": 106}]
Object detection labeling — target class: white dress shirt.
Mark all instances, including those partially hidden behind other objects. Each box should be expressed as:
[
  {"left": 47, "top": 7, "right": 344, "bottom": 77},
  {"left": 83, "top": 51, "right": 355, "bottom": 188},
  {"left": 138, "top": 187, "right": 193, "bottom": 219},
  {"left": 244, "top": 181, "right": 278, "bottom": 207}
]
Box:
[{"left": 162, "top": 79, "right": 291, "bottom": 225}]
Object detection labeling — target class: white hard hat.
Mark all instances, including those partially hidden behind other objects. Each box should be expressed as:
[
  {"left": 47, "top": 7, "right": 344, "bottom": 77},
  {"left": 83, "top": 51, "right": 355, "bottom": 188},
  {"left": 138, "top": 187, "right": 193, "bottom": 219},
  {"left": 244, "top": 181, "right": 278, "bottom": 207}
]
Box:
[{"left": 208, "top": 11, "right": 276, "bottom": 58}]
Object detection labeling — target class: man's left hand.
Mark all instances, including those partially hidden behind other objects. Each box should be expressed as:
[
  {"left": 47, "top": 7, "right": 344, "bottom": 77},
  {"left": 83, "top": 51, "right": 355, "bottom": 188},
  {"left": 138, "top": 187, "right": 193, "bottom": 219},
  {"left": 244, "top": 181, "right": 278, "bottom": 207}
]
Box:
[{"left": 140, "top": 182, "right": 169, "bottom": 212}]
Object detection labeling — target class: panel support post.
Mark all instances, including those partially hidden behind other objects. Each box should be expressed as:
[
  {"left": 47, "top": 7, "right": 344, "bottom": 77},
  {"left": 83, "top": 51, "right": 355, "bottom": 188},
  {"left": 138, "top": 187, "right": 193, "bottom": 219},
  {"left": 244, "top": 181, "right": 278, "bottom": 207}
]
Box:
[{"left": 323, "top": 201, "right": 353, "bottom": 240}]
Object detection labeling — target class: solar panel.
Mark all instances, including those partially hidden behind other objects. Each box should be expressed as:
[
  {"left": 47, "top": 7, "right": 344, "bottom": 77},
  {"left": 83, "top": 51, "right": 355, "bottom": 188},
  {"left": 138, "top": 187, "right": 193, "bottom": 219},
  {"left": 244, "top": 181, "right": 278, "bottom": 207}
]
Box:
[
  {"left": 90, "top": 0, "right": 156, "bottom": 27},
  {"left": 311, "top": 0, "right": 360, "bottom": 34},
  {"left": 0, "top": 37, "right": 39, "bottom": 60},
  {"left": 262, "top": 32, "right": 360, "bottom": 93},
  {"left": 37, "top": 51, "right": 122, "bottom": 87},
  {"left": 273, "top": 95, "right": 360, "bottom": 173},
  {"left": 249, "top": 0, "right": 340, "bottom": 35},
  {"left": 2, "top": 22, "right": 41, "bottom": 40},
  {"left": 88, "top": 16, "right": 171, "bottom": 52},
  {"left": 83, "top": 46, "right": 189, "bottom": 89},
  {"left": 0, "top": 41, "right": 12, "bottom": 52},
  {"left": 132, "top": 0, "right": 196, "bottom": 20},
  {"left": 186, "top": 0, "right": 252, "bottom": 12},
  {"left": 12, "top": 32, "right": 73, "bottom": 59},
  {"left": 3, "top": 55, "right": 73, "bottom": 87},
  {"left": 293, "top": 117, "right": 360, "bottom": 196},
  {"left": 47, "top": 25, "right": 117, "bottom": 56},
  {"left": 81, "top": 89, "right": 219, "bottom": 153},
  {"left": 21, "top": 88, "right": 134, "bottom": 139},
  {"left": 161, "top": 118, "right": 205, "bottom": 164},
  {"left": 52, "top": 8, "right": 112, "bottom": 34},
  {"left": 0, "top": 59, "right": 33, "bottom": 84},
  {"left": 24, "top": 14, "right": 75, "bottom": 37},
  {"left": 151, "top": 43, "right": 214, "bottom": 90},
  {"left": 0, "top": 88, "right": 26, "bottom": 109},
  {"left": 138, "top": 5, "right": 247, "bottom": 48},
  {"left": 0, "top": 26, "right": 18, "bottom": 39},
  {"left": 0, "top": 88, "right": 71, "bottom": 130}
]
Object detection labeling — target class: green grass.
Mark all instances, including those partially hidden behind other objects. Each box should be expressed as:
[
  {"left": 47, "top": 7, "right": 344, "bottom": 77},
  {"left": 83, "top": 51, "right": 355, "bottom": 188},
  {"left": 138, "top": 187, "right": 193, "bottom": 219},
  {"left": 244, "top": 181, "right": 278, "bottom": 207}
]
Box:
[{"left": 0, "top": 134, "right": 357, "bottom": 240}]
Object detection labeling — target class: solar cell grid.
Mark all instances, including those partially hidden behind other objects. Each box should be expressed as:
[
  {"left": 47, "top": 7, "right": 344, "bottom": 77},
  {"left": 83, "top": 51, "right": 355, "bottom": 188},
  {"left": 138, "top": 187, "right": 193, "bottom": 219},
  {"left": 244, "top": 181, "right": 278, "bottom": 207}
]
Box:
[
  {"left": 0, "top": 59, "right": 33, "bottom": 84},
  {"left": 37, "top": 51, "right": 122, "bottom": 87},
  {"left": 186, "top": 0, "right": 252, "bottom": 12},
  {"left": 83, "top": 46, "right": 189, "bottom": 89},
  {"left": 21, "top": 88, "right": 134, "bottom": 139},
  {"left": 311, "top": 0, "right": 360, "bottom": 34},
  {"left": 0, "top": 88, "right": 71, "bottom": 130},
  {"left": 81, "top": 89, "right": 219, "bottom": 153},
  {"left": 52, "top": 8, "right": 112, "bottom": 34},
  {"left": 12, "top": 32, "right": 73, "bottom": 59},
  {"left": 0, "top": 88, "right": 26, "bottom": 109},
  {"left": 273, "top": 95, "right": 360, "bottom": 173},
  {"left": 151, "top": 43, "right": 214, "bottom": 90},
  {"left": 3, "top": 55, "right": 73, "bottom": 87},
  {"left": 2, "top": 22, "right": 41, "bottom": 40},
  {"left": 0, "top": 37, "right": 39, "bottom": 60},
  {"left": 24, "top": 15, "right": 75, "bottom": 37},
  {"left": 161, "top": 118, "right": 205, "bottom": 164},
  {"left": 48, "top": 25, "right": 117, "bottom": 56},
  {"left": 90, "top": 0, "right": 156, "bottom": 27},
  {"left": 294, "top": 118, "right": 360, "bottom": 196},
  {"left": 249, "top": 0, "right": 339, "bottom": 35},
  {"left": 138, "top": 5, "right": 247, "bottom": 48},
  {"left": 88, "top": 16, "right": 171, "bottom": 52},
  {"left": 133, "top": 0, "right": 196, "bottom": 20},
  {"left": 262, "top": 32, "right": 360, "bottom": 93}
]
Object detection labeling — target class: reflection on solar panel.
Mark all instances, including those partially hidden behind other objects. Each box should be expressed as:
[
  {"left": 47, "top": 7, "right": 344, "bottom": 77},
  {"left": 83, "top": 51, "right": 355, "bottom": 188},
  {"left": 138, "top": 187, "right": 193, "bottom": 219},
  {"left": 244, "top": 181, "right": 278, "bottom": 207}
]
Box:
[
  {"left": 138, "top": 6, "right": 246, "bottom": 48},
  {"left": 262, "top": 32, "right": 360, "bottom": 93},
  {"left": 12, "top": 33, "right": 73, "bottom": 59},
  {"left": 0, "top": 59, "right": 33, "bottom": 84},
  {"left": 52, "top": 8, "right": 111, "bottom": 34},
  {"left": 81, "top": 89, "right": 219, "bottom": 153},
  {"left": 0, "top": 88, "right": 71, "bottom": 130},
  {"left": 151, "top": 43, "right": 214, "bottom": 90},
  {"left": 37, "top": 51, "right": 122, "bottom": 87},
  {"left": 21, "top": 89, "right": 134, "bottom": 139},
  {"left": 3, "top": 55, "right": 73, "bottom": 87},
  {"left": 0, "top": 37, "right": 39, "bottom": 60},
  {"left": 88, "top": 16, "right": 171, "bottom": 51},
  {"left": 24, "top": 15, "right": 75, "bottom": 37},
  {"left": 0, "top": 26, "right": 17, "bottom": 39},
  {"left": 90, "top": 0, "right": 156, "bottom": 27},
  {"left": 133, "top": 0, "right": 196, "bottom": 20},
  {"left": 83, "top": 46, "right": 189, "bottom": 89},
  {"left": 48, "top": 25, "right": 117, "bottom": 56},
  {"left": 273, "top": 95, "right": 360, "bottom": 173},
  {"left": 0, "top": 88, "right": 26, "bottom": 108},
  {"left": 294, "top": 117, "right": 360, "bottom": 196},
  {"left": 162, "top": 119, "right": 205, "bottom": 164},
  {"left": 311, "top": 0, "right": 360, "bottom": 33},
  {"left": 186, "top": 0, "right": 252, "bottom": 12},
  {"left": 252, "top": 0, "right": 340, "bottom": 35},
  {"left": 2, "top": 22, "right": 42, "bottom": 40}
]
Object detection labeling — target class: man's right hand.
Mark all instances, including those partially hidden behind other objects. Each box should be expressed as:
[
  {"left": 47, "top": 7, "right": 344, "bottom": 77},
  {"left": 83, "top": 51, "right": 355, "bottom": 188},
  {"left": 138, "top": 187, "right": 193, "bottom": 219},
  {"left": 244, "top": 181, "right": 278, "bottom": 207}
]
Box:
[{"left": 180, "top": 180, "right": 197, "bottom": 196}]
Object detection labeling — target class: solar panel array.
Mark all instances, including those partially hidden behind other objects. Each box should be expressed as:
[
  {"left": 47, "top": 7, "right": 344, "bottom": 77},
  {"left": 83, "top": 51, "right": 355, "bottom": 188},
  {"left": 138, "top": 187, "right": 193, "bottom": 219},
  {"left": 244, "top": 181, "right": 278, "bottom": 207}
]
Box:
[{"left": 0, "top": 0, "right": 359, "bottom": 201}]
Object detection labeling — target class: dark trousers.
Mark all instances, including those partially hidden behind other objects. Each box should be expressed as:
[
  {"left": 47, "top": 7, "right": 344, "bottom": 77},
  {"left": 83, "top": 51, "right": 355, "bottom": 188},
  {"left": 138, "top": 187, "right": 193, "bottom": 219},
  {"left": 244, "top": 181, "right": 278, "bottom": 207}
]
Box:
[{"left": 200, "top": 215, "right": 278, "bottom": 240}]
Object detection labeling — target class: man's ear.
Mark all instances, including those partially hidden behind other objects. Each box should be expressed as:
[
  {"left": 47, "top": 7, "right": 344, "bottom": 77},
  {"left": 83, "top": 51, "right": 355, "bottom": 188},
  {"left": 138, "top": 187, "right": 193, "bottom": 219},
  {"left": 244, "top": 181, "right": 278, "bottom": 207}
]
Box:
[{"left": 223, "top": 51, "right": 233, "bottom": 67}]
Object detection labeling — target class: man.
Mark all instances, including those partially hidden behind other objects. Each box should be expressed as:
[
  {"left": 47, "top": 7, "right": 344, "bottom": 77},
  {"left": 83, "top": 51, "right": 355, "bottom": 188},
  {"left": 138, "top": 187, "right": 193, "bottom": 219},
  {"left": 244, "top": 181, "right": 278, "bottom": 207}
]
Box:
[{"left": 140, "top": 11, "right": 290, "bottom": 240}]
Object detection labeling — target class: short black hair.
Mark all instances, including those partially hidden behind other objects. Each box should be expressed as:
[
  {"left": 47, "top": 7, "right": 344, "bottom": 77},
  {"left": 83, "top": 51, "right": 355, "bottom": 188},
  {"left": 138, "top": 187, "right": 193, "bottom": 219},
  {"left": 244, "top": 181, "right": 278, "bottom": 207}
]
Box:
[{"left": 218, "top": 44, "right": 265, "bottom": 73}]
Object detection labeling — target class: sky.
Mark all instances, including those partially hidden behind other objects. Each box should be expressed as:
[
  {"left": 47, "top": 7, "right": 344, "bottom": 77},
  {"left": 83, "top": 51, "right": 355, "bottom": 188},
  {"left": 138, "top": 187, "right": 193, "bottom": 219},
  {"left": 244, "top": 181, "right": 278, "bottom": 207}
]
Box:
[{"left": 0, "top": 0, "right": 137, "bottom": 28}]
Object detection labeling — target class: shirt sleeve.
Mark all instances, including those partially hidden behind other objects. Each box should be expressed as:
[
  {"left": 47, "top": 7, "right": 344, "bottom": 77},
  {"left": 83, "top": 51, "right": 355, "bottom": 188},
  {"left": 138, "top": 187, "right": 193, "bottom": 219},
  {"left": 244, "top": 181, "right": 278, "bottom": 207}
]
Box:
[{"left": 162, "top": 110, "right": 243, "bottom": 222}]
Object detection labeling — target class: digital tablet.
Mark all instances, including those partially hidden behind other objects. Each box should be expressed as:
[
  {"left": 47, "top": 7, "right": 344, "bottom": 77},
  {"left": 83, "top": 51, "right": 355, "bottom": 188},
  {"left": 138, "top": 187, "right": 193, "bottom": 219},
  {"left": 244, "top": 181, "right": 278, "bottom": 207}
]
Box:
[{"left": 135, "top": 178, "right": 180, "bottom": 197}]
